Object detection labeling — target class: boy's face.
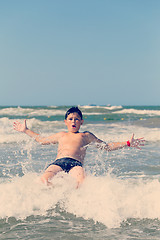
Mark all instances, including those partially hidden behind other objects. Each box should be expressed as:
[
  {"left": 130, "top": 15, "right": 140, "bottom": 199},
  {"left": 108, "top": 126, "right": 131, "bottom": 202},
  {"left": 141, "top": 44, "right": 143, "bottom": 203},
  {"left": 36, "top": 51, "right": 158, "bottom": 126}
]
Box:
[{"left": 64, "top": 112, "right": 84, "bottom": 133}]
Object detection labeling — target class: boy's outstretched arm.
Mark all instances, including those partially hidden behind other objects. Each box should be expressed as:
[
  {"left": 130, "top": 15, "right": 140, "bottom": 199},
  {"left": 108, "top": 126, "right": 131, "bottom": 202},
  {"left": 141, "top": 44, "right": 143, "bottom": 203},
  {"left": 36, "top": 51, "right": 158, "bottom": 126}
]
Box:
[
  {"left": 106, "top": 134, "right": 145, "bottom": 151},
  {"left": 86, "top": 132, "right": 145, "bottom": 151},
  {"left": 13, "top": 120, "right": 59, "bottom": 145}
]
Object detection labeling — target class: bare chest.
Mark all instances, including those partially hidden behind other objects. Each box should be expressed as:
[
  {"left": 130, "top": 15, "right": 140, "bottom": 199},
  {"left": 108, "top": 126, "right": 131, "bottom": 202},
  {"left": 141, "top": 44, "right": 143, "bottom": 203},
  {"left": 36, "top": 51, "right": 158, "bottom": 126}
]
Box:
[{"left": 60, "top": 133, "right": 86, "bottom": 147}]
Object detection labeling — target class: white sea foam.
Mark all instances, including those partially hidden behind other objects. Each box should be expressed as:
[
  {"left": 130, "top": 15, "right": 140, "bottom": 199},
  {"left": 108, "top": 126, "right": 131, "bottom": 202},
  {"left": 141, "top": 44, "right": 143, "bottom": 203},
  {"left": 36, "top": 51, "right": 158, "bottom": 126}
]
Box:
[
  {"left": 79, "top": 105, "right": 123, "bottom": 110},
  {"left": 1, "top": 173, "right": 160, "bottom": 228},
  {"left": 65, "top": 175, "right": 160, "bottom": 228},
  {"left": 116, "top": 108, "right": 160, "bottom": 116},
  {"left": 0, "top": 107, "right": 66, "bottom": 117}
]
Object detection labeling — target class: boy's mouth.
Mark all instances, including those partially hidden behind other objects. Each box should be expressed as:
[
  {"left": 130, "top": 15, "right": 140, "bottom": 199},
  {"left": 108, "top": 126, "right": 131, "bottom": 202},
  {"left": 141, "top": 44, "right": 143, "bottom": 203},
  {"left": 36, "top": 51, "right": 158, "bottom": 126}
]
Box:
[{"left": 72, "top": 124, "right": 76, "bottom": 128}]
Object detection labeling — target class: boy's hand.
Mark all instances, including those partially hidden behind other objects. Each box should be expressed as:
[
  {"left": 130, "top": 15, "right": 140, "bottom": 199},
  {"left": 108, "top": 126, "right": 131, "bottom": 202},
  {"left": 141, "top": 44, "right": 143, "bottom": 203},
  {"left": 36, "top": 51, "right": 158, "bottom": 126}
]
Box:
[
  {"left": 13, "top": 119, "right": 27, "bottom": 133},
  {"left": 130, "top": 134, "right": 145, "bottom": 149}
]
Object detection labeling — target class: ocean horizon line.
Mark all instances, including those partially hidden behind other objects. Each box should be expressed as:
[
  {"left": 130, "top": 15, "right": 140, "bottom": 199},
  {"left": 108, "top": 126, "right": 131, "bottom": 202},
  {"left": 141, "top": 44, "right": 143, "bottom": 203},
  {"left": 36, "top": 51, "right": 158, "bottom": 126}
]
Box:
[{"left": 0, "top": 104, "right": 160, "bottom": 107}]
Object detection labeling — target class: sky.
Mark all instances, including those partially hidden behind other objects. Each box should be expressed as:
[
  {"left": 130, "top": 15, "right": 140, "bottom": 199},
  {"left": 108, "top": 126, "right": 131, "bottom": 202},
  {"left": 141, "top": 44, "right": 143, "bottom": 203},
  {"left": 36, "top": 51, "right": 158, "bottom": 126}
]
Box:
[{"left": 0, "top": 0, "right": 160, "bottom": 106}]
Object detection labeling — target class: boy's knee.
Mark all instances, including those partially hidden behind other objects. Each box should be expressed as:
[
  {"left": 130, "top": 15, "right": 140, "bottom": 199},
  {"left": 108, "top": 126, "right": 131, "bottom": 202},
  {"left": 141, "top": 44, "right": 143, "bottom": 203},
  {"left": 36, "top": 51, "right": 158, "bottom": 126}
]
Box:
[{"left": 40, "top": 175, "right": 50, "bottom": 185}]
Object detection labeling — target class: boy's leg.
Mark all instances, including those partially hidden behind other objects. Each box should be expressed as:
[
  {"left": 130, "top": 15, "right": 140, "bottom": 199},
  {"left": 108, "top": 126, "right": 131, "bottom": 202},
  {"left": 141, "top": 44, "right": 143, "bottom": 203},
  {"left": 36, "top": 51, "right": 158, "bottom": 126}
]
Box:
[
  {"left": 69, "top": 166, "right": 85, "bottom": 188},
  {"left": 41, "top": 165, "right": 63, "bottom": 185}
]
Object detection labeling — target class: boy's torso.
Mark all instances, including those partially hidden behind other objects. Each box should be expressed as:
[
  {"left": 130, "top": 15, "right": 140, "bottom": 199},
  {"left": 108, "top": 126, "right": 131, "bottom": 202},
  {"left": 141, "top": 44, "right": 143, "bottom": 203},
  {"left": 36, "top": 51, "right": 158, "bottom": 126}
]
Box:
[{"left": 56, "top": 131, "right": 90, "bottom": 163}]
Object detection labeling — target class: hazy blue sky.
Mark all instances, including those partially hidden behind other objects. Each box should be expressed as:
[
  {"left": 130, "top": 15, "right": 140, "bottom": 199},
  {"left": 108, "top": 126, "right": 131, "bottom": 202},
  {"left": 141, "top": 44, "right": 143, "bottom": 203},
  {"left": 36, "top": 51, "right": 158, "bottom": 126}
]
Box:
[{"left": 0, "top": 0, "right": 160, "bottom": 106}]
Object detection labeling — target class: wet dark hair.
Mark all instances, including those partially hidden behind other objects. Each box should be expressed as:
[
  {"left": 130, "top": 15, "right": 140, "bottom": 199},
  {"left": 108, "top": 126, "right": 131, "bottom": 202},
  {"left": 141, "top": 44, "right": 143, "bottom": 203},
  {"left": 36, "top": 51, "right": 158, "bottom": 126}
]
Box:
[{"left": 65, "top": 106, "right": 83, "bottom": 120}]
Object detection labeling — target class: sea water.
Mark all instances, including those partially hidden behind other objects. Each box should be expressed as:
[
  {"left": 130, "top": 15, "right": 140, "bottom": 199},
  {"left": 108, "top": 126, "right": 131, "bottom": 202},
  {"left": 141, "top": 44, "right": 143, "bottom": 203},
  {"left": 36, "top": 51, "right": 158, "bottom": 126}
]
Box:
[{"left": 0, "top": 105, "right": 160, "bottom": 239}]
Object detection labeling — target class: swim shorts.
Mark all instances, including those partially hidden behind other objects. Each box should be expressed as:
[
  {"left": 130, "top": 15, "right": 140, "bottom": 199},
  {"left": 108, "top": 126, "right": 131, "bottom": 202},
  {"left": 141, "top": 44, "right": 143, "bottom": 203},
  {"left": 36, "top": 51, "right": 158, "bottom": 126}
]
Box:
[{"left": 46, "top": 157, "right": 83, "bottom": 173}]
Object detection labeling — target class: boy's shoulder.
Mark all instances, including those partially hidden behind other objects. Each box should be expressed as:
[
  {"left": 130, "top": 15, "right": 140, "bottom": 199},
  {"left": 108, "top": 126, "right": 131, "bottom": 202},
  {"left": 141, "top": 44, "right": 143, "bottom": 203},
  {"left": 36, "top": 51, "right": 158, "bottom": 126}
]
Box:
[
  {"left": 59, "top": 131, "right": 67, "bottom": 135},
  {"left": 83, "top": 131, "right": 95, "bottom": 136},
  {"left": 54, "top": 131, "right": 67, "bottom": 138},
  {"left": 83, "top": 131, "right": 92, "bottom": 134}
]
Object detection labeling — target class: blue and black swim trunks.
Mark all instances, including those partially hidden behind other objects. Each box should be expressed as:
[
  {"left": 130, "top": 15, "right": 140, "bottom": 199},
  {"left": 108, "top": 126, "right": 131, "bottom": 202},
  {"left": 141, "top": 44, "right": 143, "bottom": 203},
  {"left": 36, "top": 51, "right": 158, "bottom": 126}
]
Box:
[{"left": 46, "top": 157, "right": 83, "bottom": 173}]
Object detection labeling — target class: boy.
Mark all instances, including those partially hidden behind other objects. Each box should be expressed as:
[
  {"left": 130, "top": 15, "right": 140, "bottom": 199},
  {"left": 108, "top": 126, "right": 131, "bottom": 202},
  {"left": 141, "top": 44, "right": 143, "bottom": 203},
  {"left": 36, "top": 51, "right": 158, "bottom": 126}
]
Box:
[{"left": 13, "top": 106, "right": 144, "bottom": 187}]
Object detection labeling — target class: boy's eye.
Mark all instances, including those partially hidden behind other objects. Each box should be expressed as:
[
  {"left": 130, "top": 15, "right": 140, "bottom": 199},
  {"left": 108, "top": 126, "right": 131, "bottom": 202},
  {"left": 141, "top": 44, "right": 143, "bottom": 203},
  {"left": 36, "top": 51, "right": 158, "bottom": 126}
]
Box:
[{"left": 68, "top": 117, "right": 80, "bottom": 121}]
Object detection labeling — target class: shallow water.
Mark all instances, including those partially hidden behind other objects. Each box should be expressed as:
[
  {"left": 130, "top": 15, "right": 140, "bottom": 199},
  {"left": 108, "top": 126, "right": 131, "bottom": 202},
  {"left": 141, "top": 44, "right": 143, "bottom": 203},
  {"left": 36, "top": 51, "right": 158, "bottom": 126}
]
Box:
[{"left": 0, "top": 105, "right": 160, "bottom": 239}]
